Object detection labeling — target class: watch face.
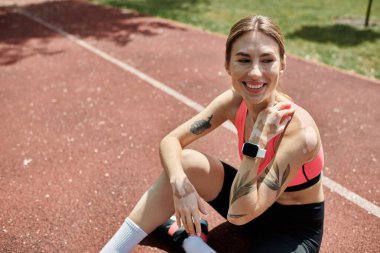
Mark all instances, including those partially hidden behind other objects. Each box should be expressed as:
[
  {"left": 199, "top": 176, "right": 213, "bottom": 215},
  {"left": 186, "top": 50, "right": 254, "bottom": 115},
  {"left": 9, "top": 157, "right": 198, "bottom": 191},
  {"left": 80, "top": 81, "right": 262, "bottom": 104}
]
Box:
[{"left": 242, "top": 143, "right": 259, "bottom": 157}]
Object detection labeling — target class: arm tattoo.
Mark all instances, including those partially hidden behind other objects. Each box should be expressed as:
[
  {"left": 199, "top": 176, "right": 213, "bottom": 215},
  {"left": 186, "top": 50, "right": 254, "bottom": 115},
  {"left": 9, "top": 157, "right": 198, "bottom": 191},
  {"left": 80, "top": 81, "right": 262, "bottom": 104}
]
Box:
[
  {"left": 257, "top": 167, "right": 269, "bottom": 184},
  {"left": 262, "top": 163, "right": 290, "bottom": 196},
  {"left": 190, "top": 115, "right": 213, "bottom": 135},
  {"left": 263, "top": 164, "right": 280, "bottom": 191},
  {"left": 230, "top": 172, "right": 257, "bottom": 205},
  {"left": 173, "top": 178, "right": 195, "bottom": 199}
]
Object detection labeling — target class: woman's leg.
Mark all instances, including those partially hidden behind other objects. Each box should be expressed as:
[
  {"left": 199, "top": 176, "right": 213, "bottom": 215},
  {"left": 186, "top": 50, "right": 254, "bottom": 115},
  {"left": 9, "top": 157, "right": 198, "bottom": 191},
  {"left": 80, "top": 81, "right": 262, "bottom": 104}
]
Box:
[
  {"left": 129, "top": 149, "right": 225, "bottom": 233},
  {"left": 244, "top": 202, "right": 324, "bottom": 253},
  {"left": 101, "top": 149, "right": 225, "bottom": 252}
]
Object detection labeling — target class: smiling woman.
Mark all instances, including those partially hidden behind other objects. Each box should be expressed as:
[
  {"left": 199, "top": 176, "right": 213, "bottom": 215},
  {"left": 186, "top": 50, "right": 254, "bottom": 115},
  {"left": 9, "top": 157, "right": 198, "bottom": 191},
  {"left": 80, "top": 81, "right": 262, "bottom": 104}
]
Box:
[
  {"left": 101, "top": 15, "right": 325, "bottom": 253},
  {"left": 227, "top": 31, "right": 283, "bottom": 106},
  {"left": 225, "top": 16, "right": 288, "bottom": 114}
]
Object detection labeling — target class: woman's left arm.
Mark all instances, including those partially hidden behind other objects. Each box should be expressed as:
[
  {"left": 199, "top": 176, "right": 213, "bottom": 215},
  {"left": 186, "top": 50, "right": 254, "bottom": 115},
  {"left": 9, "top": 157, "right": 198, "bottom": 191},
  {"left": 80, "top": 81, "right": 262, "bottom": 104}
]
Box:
[{"left": 227, "top": 103, "right": 319, "bottom": 225}]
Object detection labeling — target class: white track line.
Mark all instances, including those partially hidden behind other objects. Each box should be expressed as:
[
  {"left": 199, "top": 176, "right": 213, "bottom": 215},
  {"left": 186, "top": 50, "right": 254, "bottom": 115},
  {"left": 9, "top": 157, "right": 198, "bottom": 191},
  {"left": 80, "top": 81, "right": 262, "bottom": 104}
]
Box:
[{"left": 18, "top": 8, "right": 380, "bottom": 219}]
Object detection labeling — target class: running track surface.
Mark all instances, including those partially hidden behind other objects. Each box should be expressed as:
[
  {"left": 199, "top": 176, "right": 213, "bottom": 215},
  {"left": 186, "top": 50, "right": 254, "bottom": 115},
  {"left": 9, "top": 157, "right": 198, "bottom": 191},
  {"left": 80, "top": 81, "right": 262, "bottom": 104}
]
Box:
[{"left": 1, "top": 1, "right": 379, "bottom": 252}]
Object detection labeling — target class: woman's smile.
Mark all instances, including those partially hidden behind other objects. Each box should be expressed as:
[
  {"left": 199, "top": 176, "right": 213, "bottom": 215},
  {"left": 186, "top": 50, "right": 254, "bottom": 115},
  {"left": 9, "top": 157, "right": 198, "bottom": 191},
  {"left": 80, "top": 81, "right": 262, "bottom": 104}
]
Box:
[{"left": 241, "top": 80, "right": 267, "bottom": 94}]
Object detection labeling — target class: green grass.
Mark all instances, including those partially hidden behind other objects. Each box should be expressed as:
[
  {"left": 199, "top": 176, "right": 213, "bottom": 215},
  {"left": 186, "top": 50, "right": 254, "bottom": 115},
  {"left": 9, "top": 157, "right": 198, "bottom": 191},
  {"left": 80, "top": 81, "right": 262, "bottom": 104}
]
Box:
[{"left": 93, "top": 0, "right": 380, "bottom": 80}]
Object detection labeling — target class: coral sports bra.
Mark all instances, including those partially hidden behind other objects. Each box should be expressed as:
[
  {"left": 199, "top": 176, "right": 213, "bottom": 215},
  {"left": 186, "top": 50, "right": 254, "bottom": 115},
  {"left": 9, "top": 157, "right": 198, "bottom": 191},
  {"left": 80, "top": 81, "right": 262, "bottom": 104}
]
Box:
[{"left": 234, "top": 101, "right": 324, "bottom": 191}]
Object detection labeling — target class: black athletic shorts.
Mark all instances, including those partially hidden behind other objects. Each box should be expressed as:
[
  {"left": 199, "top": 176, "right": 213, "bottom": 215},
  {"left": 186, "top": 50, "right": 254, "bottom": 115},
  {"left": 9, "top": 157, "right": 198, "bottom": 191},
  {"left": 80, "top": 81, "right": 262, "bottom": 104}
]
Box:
[{"left": 208, "top": 162, "right": 324, "bottom": 253}]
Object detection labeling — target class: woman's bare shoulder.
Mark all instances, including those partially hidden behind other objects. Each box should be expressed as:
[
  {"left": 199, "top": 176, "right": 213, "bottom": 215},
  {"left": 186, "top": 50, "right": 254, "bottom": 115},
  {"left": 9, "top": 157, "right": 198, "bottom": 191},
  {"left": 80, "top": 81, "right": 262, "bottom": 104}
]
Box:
[
  {"left": 213, "top": 89, "right": 243, "bottom": 121},
  {"left": 292, "top": 105, "right": 319, "bottom": 131},
  {"left": 217, "top": 88, "right": 242, "bottom": 104},
  {"left": 285, "top": 104, "right": 321, "bottom": 160}
]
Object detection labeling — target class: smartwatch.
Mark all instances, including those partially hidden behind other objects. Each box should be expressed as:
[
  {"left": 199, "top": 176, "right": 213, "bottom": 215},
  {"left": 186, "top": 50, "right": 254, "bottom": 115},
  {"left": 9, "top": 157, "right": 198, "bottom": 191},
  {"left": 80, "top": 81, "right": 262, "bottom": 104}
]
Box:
[{"left": 242, "top": 142, "right": 266, "bottom": 159}]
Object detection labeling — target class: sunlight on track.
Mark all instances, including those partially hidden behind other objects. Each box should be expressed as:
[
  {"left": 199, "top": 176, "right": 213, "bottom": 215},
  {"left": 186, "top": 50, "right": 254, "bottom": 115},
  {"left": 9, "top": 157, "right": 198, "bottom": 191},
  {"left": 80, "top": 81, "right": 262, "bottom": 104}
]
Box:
[
  {"left": 323, "top": 176, "right": 380, "bottom": 218},
  {"left": 16, "top": 7, "right": 379, "bottom": 219}
]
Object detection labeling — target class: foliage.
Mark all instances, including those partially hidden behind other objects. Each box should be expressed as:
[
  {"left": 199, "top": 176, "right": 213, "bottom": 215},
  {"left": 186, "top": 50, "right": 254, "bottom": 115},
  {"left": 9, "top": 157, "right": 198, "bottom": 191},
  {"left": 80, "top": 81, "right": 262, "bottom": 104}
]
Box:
[{"left": 93, "top": 0, "right": 380, "bottom": 79}]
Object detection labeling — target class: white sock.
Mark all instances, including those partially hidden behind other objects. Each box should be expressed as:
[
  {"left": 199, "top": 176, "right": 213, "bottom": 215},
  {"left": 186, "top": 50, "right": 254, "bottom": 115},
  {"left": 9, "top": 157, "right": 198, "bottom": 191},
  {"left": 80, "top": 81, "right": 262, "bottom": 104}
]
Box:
[
  {"left": 100, "top": 217, "right": 147, "bottom": 253},
  {"left": 182, "top": 236, "right": 217, "bottom": 253}
]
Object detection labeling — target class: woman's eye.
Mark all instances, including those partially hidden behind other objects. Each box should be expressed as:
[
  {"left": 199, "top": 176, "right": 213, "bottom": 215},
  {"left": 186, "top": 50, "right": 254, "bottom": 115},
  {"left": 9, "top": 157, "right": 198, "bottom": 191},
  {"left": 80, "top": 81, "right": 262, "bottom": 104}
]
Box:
[
  {"left": 262, "top": 59, "right": 274, "bottom": 63},
  {"left": 238, "top": 59, "right": 250, "bottom": 63}
]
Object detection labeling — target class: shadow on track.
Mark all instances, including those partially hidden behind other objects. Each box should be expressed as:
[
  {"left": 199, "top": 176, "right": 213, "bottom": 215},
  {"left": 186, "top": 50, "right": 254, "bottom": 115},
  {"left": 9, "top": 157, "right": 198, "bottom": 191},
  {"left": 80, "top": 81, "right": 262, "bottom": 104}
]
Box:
[
  {"left": 0, "top": 0, "right": 186, "bottom": 65},
  {"left": 287, "top": 24, "right": 380, "bottom": 47}
]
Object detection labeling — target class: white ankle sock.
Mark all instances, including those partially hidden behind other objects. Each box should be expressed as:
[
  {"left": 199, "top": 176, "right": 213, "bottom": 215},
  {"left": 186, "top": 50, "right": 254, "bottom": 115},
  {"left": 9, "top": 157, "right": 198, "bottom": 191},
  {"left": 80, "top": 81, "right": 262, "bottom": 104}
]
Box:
[
  {"left": 182, "top": 236, "right": 217, "bottom": 253},
  {"left": 100, "top": 217, "right": 147, "bottom": 253}
]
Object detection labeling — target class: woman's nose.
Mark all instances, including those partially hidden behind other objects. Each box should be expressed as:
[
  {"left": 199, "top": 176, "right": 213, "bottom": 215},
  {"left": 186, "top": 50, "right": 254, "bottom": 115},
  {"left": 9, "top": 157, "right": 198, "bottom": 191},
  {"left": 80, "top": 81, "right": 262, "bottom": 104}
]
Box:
[{"left": 248, "top": 64, "right": 262, "bottom": 78}]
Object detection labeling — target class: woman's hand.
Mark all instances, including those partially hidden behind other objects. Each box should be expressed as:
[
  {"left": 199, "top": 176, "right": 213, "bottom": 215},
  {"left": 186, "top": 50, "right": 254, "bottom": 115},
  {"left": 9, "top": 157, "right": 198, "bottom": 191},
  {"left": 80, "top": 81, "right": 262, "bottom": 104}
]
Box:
[
  {"left": 250, "top": 101, "right": 296, "bottom": 146},
  {"left": 171, "top": 177, "right": 208, "bottom": 236}
]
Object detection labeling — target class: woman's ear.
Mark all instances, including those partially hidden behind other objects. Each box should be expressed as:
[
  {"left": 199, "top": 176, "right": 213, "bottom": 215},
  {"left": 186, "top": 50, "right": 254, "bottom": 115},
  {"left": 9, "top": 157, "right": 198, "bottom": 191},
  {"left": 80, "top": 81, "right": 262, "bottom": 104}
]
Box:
[
  {"left": 225, "top": 61, "right": 231, "bottom": 75},
  {"left": 280, "top": 55, "right": 286, "bottom": 74}
]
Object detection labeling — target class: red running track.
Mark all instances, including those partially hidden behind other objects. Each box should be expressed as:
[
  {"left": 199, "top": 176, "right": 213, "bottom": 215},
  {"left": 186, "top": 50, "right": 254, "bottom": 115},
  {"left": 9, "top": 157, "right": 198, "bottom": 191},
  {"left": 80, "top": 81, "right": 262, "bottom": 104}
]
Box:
[{"left": 1, "top": 1, "right": 379, "bottom": 252}]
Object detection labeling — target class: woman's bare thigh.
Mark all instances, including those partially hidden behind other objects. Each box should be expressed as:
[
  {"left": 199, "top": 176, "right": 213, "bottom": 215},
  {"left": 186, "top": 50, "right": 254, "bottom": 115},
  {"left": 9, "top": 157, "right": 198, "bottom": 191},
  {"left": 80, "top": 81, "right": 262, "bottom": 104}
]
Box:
[{"left": 181, "top": 149, "right": 225, "bottom": 202}]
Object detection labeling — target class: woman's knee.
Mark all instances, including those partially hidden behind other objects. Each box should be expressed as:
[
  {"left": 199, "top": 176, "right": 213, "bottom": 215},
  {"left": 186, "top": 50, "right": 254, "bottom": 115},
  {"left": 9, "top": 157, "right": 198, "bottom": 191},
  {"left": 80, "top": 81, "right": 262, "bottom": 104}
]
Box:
[
  {"left": 181, "top": 149, "right": 209, "bottom": 175},
  {"left": 179, "top": 149, "right": 225, "bottom": 201}
]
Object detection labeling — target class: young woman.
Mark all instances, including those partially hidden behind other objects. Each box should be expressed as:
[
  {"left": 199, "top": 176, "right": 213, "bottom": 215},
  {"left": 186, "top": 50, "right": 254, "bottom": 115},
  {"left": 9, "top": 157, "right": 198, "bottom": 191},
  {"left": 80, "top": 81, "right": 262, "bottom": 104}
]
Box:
[{"left": 101, "top": 15, "right": 325, "bottom": 253}]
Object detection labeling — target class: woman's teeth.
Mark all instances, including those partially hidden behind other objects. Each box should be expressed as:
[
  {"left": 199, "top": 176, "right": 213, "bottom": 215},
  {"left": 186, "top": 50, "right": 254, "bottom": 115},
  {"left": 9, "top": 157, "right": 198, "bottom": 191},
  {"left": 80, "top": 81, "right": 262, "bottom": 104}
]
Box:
[{"left": 243, "top": 81, "right": 265, "bottom": 89}]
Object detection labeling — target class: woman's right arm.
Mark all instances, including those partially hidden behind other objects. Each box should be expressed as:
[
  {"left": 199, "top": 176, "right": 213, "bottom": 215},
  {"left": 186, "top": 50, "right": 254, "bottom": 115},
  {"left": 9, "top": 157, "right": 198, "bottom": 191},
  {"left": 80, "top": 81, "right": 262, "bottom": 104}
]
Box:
[
  {"left": 159, "top": 88, "right": 240, "bottom": 235},
  {"left": 160, "top": 89, "right": 239, "bottom": 182}
]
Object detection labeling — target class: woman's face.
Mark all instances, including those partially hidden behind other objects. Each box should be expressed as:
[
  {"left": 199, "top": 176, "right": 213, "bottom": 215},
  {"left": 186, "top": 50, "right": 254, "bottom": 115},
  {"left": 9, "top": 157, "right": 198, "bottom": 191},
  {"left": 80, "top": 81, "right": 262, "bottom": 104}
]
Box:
[{"left": 227, "top": 31, "right": 284, "bottom": 106}]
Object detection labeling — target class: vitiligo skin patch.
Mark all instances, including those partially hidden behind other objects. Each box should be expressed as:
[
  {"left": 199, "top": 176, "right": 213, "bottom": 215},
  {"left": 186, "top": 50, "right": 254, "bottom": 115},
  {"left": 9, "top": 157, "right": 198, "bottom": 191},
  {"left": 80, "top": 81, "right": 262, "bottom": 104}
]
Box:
[{"left": 303, "top": 126, "right": 318, "bottom": 153}]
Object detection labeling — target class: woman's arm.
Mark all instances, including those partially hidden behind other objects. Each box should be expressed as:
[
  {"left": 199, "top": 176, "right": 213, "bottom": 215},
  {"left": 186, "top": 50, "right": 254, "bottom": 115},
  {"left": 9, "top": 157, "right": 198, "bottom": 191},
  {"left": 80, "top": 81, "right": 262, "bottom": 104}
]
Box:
[
  {"left": 159, "top": 89, "right": 240, "bottom": 234},
  {"left": 227, "top": 103, "right": 320, "bottom": 225},
  {"left": 159, "top": 89, "right": 238, "bottom": 183}
]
